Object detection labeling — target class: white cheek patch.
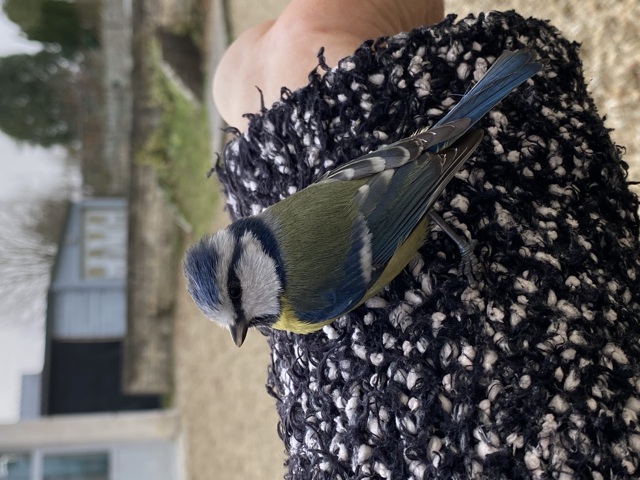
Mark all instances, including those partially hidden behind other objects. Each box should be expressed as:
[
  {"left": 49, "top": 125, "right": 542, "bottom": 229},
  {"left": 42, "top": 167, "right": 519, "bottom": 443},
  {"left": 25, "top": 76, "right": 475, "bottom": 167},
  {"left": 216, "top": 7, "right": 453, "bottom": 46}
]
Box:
[
  {"left": 236, "top": 232, "right": 282, "bottom": 320},
  {"left": 206, "top": 230, "right": 236, "bottom": 327},
  {"left": 212, "top": 309, "right": 235, "bottom": 330}
]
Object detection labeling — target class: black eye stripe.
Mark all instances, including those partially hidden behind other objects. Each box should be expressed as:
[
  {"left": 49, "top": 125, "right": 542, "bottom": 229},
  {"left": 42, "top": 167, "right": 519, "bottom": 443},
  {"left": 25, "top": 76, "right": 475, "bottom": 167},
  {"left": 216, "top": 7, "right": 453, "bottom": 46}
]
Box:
[
  {"left": 227, "top": 271, "right": 243, "bottom": 313},
  {"left": 228, "top": 280, "right": 242, "bottom": 299},
  {"left": 228, "top": 235, "right": 244, "bottom": 315}
]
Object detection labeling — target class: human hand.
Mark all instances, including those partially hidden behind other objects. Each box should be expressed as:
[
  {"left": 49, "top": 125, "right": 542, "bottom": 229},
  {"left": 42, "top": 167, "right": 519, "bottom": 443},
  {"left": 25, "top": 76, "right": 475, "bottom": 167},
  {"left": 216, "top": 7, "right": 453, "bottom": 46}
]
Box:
[{"left": 213, "top": 0, "right": 444, "bottom": 130}]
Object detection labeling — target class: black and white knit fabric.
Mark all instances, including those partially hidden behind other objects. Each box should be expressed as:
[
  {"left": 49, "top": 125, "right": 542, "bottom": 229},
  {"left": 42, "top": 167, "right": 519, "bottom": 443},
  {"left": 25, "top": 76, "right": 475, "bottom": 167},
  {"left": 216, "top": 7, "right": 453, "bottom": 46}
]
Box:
[{"left": 215, "top": 11, "right": 640, "bottom": 480}]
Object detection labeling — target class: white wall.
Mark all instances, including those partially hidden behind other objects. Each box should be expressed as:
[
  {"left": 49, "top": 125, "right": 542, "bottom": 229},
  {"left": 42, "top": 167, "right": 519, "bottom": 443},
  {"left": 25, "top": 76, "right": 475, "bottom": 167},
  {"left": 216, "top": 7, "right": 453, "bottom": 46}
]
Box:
[
  {"left": 113, "top": 441, "right": 177, "bottom": 480},
  {"left": 0, "top": 410, "right": 183, "bottom": 480}
]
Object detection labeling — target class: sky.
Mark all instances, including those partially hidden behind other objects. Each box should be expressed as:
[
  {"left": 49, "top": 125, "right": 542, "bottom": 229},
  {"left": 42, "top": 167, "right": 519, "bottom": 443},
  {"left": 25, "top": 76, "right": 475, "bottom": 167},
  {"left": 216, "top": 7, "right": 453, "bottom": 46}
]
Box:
[
  {"left": 0, "top": 9, "right": 40, "bottom": 56},
  {"left": 0, "top": 11, "right": 81, "bottom": 423}
]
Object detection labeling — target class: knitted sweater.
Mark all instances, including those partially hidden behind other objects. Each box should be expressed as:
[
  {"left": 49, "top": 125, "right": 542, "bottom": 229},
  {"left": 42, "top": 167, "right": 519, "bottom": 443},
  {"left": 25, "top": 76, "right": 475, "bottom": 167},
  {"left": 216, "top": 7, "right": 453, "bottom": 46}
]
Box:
[{"left": 215, "top": 11, "right": 640, "bottom": 480}]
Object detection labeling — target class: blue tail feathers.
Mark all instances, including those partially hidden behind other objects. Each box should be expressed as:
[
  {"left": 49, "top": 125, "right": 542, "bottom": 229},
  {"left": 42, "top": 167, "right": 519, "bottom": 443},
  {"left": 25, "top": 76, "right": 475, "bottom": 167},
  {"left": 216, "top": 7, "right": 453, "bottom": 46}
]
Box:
[{"left": 433, "top": 49, "right": 544, "bottom": 147}]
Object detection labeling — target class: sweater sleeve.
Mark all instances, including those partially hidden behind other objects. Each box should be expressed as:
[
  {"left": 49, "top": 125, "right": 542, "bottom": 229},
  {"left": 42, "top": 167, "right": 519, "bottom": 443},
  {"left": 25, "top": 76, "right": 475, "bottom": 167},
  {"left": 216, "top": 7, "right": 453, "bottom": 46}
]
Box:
[{"left": 215, "top": 11, "right": 640, "bottom": 480}]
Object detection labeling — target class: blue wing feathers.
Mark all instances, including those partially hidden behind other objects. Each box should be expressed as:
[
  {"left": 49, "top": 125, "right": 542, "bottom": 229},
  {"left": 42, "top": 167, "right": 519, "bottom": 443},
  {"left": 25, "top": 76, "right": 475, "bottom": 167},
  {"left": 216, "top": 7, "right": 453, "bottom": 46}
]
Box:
[
  {"left": 294, "top": 49, "right": 543, "bottom": 322},
  {"left": 366, "top": 130, "right": 483, "bottom": 267}
]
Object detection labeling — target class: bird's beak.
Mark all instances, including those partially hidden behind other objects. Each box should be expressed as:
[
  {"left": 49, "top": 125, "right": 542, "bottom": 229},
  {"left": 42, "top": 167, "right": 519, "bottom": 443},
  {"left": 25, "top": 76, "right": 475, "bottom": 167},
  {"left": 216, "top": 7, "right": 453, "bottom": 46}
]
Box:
[{"left": 229, "top": 317, "right": 249, "bottom": 347}]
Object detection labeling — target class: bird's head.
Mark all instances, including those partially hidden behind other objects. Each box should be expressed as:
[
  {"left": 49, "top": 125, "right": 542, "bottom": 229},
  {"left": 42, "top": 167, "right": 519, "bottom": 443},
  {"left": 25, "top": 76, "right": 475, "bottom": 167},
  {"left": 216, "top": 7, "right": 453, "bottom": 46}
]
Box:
[{"left": 183, "top": 221, "right": 284, "bottom": 347}]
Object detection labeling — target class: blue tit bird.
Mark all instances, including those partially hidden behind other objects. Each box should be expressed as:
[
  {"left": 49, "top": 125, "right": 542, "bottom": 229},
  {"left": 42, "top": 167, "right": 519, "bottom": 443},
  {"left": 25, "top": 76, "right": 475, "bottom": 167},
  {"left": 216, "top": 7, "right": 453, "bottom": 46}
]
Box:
[{"left": 184, "top": 49, "right": 544, "bottom": 347}]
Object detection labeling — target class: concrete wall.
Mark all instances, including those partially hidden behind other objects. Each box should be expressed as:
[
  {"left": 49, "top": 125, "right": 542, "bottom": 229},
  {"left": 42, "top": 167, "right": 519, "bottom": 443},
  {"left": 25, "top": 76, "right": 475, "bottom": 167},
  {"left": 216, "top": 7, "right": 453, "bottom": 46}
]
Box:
[{"left": 101, "top": 0, "right": 133, "bottom": 195}]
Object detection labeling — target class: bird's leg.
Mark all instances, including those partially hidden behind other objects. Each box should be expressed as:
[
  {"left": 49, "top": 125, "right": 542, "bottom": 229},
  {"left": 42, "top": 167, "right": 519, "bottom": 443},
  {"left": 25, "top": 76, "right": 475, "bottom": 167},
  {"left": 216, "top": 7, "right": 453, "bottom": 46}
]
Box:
[{"left": 428, "top": 211, "right": 480, "bottom": 287}]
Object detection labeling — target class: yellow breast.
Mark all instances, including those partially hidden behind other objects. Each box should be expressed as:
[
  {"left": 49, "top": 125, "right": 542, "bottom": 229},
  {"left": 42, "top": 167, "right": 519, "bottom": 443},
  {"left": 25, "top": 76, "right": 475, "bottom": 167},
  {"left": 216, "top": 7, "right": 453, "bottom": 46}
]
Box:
[{"left": 272, "top": 297, "right": 333, "bottom": 333}]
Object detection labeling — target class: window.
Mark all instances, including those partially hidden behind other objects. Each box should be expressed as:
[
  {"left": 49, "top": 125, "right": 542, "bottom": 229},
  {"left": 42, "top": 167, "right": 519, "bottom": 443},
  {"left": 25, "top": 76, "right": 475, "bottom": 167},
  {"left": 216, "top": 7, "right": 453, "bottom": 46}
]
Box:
[
  {"left": 0, "top": 453, "right": 31, "bottom": 480},
  {"left": 43, "top": 452, "right": 108, "bottom": 480},
  {"left": 82, "top": 207, "right": 127, "bottom": 280}
]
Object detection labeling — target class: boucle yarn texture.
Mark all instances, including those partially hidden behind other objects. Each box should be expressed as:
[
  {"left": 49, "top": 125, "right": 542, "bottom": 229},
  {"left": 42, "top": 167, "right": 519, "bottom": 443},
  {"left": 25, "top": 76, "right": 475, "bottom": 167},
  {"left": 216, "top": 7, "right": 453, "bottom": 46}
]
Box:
[{"left": 215, "top": 11, "right": 640, "bottom": 480}]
